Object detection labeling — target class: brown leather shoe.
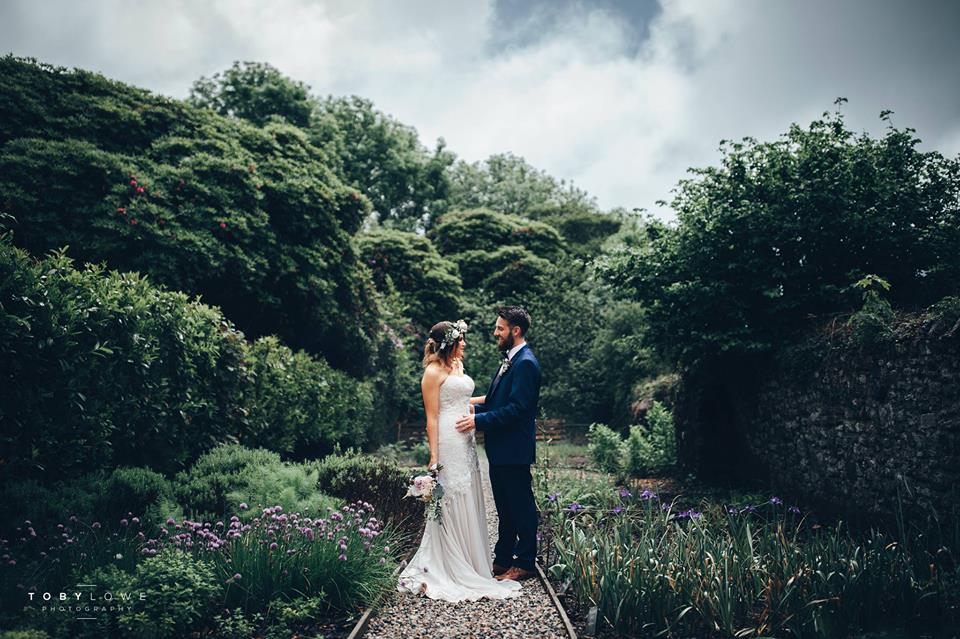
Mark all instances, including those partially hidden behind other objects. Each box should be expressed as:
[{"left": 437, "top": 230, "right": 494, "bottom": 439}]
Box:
[
  {"left": 495, "top": 566, "right": 536, "bottom": 582},
  {"left": 492, "top": 563, "right": 509, "bottom": 576}
]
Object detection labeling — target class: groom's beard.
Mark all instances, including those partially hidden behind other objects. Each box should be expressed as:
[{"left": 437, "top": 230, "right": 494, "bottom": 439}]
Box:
[{"left": 498, "top": 334, "right": 515, "bottom": 352}]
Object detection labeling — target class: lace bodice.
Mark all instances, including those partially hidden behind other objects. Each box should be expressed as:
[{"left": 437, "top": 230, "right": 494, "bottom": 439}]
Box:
[
  {"left": 437, "top": 374, "right": 480, "bottom": 497},
  {"left": 439, "top": 373, "right": 474, "bottom": 415}
]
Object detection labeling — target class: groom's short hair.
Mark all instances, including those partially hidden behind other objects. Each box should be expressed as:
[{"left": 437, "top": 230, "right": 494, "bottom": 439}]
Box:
[{"left": 497, "top": 305, "right": 531, "bottom": 335}]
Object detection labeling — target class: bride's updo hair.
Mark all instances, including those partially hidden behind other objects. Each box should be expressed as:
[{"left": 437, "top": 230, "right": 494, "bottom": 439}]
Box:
[{"left": 422, "top": 321, "right": 460, "bottom": 370}]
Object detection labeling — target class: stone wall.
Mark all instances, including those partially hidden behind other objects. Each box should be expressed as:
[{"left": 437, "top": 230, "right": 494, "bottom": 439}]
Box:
[{"left": 675, "top": 311, "right": 960, "bottom": 520}]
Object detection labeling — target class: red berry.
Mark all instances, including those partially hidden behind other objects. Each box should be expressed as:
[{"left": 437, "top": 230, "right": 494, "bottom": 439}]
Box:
[
  {"left": 117, "top": 207, "right": 126, "bottom": 214},
  {"left": 131, "top": 219, "right": 138, "bottom": 225},
  {"left": 219, "top": 222, "right": 227, "bottom": 229},
  {"left": 130, "top": 179, "right": 137, "bottom": 186},
  {"left": 136, "top": 186, "right": 145, "bottom": 194}
]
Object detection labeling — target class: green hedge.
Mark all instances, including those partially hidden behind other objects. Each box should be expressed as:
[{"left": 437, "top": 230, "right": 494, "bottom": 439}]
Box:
[{"left": 0, "top": 236, "right": 374, "bottom": 482}]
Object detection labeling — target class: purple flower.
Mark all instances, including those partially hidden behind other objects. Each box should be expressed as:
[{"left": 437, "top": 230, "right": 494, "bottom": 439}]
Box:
[
  {"left": 613, "top": 506, "right": 624, "bottom": 515},
  {"left": 120, "top": 519, "right": 128, "bottom": 527},
  {"left": 727, "top": 507, "right": 738, "bottom": 515},
  {"left": 166, "top": 517, "right": 176, "bottom": 526},
  {"left": 233, "top": 573, "right": 241, "bottom": 580},
  {"left": 239, "top": 502, "right": 249, "bottom": 510},
  {"left": 640, "top": 489, "right": 657, "bottom": 500},
  {"left": 568, "top": 502, "right": 583, "bottom": 512},
  {"left": 660, "top": 503, "right": 670, "bottom": 511},
  {"left": 770, "top": 496, "right": 783, "bottom": 506},
  {"left": 547, "top": 493, "right": 559, "bottom": 503},
  {"left": 789, "top": 505, "right": 801, "bottom": 514},
  {"left": 269, "top": 542, "right": 278, "bottom": 550},
  {"left": 91, "top": 522, "right": 101, "bottom": 530},
  {"left": 619, "top": 487, "right": 632, "bottom": 499},
  {"left": 338, "top": 553, "right": 347, "bottom": 561}
]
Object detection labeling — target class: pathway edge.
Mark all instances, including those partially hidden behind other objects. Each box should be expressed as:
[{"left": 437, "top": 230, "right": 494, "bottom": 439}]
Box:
[{"left": 536, "top": 561, "right": 578, "bottom": 639}]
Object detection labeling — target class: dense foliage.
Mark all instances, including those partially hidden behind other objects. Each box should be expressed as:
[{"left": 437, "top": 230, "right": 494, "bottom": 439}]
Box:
[
  {"left": 0, "top": 443, "right": 410, "bottom": 638},
  {"left": 0, "top": 55, "right": 379, "bottom": 375},
  {"left": 0, "top": 237, "right": 374, "bottom": 481},
  {"left": 446, "top": 152, "right": 597, "bottom": 219},
  {"left": 188, "top": 63, "right": 455, "bottom": 230},
  {"left": 355, "top": 228, "right": 464, "bottom": 333},
  {"left": 597, "top": 103, "right": 960, "bottom": 370},
  {"left": 186, "top": 61, "right": 314, "bottom": 128}
]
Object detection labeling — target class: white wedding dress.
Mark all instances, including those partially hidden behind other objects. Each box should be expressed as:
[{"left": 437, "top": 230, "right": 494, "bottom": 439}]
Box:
[{"left": 397, "top": 373, "right": 524, "bottom": 602}]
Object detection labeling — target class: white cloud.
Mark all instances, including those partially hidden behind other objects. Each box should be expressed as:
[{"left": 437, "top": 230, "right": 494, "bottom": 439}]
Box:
[{"left": 2, "top": 0, "right": 957, "bottom": 218}]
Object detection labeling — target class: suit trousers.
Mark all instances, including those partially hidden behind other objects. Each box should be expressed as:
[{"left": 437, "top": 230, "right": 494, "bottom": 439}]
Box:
[{"left": 488, "top": 463, "right": 538, "bottom": 571}]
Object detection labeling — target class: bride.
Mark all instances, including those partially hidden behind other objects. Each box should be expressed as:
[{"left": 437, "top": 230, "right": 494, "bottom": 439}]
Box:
[{"left": 397, "top": 320, "right": 524, "bottom": 602}]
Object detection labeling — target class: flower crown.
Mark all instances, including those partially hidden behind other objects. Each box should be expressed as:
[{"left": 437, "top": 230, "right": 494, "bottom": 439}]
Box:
[{"left": 439, "top": 319, "right": 468, "bottom": 351}]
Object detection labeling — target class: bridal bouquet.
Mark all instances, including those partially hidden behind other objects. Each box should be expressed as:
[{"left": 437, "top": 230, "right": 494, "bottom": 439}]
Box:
[{"left": 405, "top": 464, "right": 444, "bottom": 525}]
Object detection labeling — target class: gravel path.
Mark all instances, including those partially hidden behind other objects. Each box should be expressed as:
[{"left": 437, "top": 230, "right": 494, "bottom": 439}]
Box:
[{"left": 364, "top": 450, "right": 567, "bottom": 639}]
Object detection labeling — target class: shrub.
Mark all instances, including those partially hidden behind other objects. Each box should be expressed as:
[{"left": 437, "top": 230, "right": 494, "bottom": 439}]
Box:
[
  {"left": 101, "top": 467, "right": 175, "bottom": 530},
  {"left": 0, "top": 474, "right": 105, "bottom": 541},
  {"left": 624, "top": 425, "right": 657, "bottom": 478},
  {"left": 173, "top": 444, "right": 282, "bottom": 520},
  {"left": 212, "top": 608, "right": 262, "bottom": 639},
  {"left": 120, "top": 548, "right": 219, "bottom": 639},
  {"left": 243, "top": 336, "right": 374, "bottom": 459},
  {"left": 0, "top": 237, "right": 247, "bottom": 480},
  {"left": 624, "top": 401, "right": 677, "bottom": 477},
  {"left": 315, "top": 450, "right": 421, "bottom": 545},
  {"left": 586, "top": 423, "right": 625, "bottom": 476},
  {"left": 0, "top": 236, "right": 373, "bottom": 481},
  {"left": 644, "top": 401, "right": 677, "bottom": 472},
  {"left": 226, "top": 462, "right": 341, "bottom": 522}
]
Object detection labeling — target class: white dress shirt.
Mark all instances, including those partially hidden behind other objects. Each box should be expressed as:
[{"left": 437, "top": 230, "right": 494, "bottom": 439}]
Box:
[{"left": 505, "top": 341, "right": 526, "bottom": 361}]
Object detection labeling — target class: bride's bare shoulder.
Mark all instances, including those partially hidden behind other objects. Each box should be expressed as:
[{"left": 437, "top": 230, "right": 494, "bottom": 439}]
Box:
[{"left": 422, "top": 362, "right": 446, "bottom": 385}]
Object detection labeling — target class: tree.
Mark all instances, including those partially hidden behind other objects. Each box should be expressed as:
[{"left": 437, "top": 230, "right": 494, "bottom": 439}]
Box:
[
  {"left": 447, "top": 152, "right": 598, "bottom": 218},
  {"left": 0, "top": 55, "right": 380, "bottom": 375},
  {"left": 541, "top": 209, "right": 622, "bottom": 257},
  {"left": 309, "top": 96, "right": 455, "bottom": 230},
  {"left": 597, "top": 104, "right": 960, "bottom": 369},
  {"left": 187, "top": 61, "right": 314, "bottom": 128},
  {"left": 355, "top": 229, "right": 465, "bottom": 332},
  {"left": 428, "top": 208, "right": 566, "bottom": 258}
]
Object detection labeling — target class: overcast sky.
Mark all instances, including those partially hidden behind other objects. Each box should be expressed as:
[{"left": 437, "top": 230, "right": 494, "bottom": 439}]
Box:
[{"left": 3, "top": 0, "right": 959, "bottom": 218}]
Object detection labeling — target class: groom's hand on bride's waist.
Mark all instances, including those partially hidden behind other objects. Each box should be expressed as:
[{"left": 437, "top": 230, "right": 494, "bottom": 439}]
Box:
[{"left": 455, "top": 413, "right": 475, "bottom": 433}]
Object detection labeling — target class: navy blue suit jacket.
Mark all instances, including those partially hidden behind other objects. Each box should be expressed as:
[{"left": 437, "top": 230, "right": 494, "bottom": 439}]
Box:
[{"left": 474, "top": 343, "right": 541, "bottom": 465}]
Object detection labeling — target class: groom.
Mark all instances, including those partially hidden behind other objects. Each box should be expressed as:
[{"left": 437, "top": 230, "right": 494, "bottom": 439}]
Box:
[{"left": 456, "top": 305, "right": 541, "bottom": 582}]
